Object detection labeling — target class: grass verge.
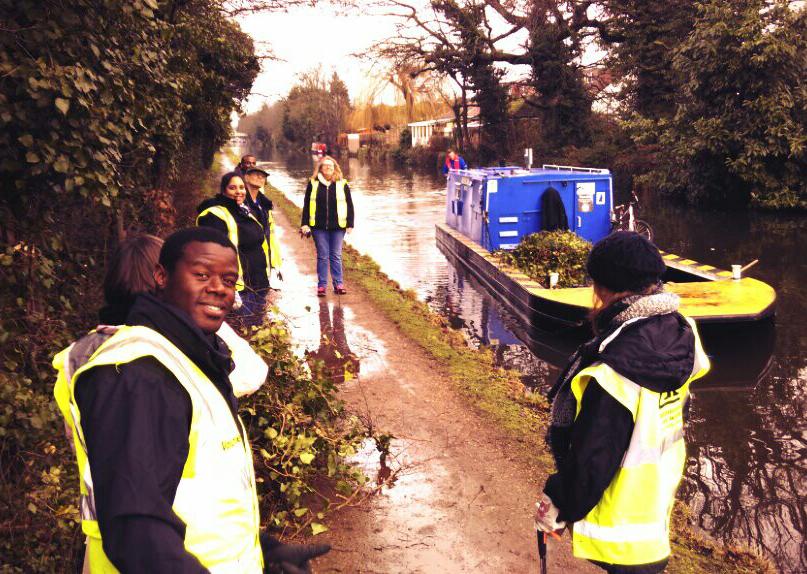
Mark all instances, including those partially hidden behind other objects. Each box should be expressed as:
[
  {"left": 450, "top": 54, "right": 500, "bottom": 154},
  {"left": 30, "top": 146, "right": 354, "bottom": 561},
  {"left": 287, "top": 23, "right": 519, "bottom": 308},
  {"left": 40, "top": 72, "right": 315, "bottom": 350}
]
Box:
[{"left": 265, "top": 183, "right": 774, "bottom": 574}]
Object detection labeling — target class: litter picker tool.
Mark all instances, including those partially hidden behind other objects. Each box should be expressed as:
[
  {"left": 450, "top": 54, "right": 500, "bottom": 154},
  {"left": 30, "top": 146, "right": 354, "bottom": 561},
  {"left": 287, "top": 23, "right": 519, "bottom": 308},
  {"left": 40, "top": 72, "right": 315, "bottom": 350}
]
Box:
[{"left": 537, "top": 530, "right": 547, "bottom": 574}]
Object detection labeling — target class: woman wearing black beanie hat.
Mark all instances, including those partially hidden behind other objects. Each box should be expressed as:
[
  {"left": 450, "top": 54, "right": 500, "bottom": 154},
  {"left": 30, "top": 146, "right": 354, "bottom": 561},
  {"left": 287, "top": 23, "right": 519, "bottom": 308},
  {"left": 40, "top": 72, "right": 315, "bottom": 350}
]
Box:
[{"left": 534, "top": 232, "right": 711, "bottom": 573}]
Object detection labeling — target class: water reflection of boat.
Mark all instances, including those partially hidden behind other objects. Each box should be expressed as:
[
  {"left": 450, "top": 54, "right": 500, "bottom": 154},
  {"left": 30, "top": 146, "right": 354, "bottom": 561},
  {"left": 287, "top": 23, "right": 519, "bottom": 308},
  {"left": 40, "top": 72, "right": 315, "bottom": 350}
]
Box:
[{"left": 692, "top": 319, "right": 776, "bottom": 391}]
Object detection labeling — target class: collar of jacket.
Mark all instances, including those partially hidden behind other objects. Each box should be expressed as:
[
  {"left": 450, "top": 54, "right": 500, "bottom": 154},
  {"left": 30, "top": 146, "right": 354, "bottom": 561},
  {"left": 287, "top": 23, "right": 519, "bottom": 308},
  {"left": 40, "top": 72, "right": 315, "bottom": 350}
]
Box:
[
  {"left": 126, "top": 294, "right": 234, "bottom": 388},
  {"left": 197, "top": 194, "right": 249, "bottom": 217},
  {"left": 548, "top": 289, "right": 693, "bottom": 399},
  {"left": 245, "top": 191, "right": 272, "bottom": 212}
]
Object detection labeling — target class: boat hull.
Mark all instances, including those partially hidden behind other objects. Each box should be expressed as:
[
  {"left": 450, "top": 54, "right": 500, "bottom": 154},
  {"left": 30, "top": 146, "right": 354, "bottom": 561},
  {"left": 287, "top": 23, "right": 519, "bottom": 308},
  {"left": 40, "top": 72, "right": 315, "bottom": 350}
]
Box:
[{"left": 435, "top": 223, "right": 777, "bottom": 329}]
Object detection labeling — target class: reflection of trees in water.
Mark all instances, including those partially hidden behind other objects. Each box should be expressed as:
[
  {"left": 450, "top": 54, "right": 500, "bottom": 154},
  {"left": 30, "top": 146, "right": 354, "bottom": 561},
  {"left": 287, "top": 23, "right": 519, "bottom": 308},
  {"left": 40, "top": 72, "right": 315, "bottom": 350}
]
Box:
[
  {"left": 684, "top": 368, "right": 807, "bottom": 573},
  {"left": 306, "top": 301, "right": 360, "bottom": 384},
  {"left": 493, "top": 344, "right": 556, "bottom": 390},
  {"left": 641, "top": 192, "right": 807, "bottom": 571}
]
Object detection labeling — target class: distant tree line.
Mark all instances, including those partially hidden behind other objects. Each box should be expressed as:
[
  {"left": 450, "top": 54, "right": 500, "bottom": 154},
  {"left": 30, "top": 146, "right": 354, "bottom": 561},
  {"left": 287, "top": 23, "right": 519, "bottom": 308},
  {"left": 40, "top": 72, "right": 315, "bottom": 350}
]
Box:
[
  {"left": 240, "top": 67, "right": 352, "bottom": 154},
  {"left": 374, "top": 0, "right": 805, "bottom": 210}
]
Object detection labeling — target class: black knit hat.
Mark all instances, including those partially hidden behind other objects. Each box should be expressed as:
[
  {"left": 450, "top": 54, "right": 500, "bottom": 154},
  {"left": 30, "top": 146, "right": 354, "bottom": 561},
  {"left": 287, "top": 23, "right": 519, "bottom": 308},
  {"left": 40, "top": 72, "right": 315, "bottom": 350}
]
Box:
[{"left": 586, "top": 231, "right": 666, "bottom": 293}]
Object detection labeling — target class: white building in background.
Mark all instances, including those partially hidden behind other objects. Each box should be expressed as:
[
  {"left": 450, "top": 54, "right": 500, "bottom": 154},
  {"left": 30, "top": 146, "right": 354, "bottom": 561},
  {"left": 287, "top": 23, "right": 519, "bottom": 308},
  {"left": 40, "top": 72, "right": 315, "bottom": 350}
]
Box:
[
  {"left": 407, "top": 117, "right": 454, "bottom": 147},
  {"left": 228, "top": 132, "right": 249, "bottom": 148},
  {"left": 407, "top": 114, "right": 482, "bottom": 147}
]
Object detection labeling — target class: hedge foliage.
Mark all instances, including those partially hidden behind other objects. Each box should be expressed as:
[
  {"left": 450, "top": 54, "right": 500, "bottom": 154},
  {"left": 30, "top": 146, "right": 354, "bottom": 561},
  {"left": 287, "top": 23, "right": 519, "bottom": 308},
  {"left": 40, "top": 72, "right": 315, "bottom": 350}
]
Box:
[
  {"left": 241, "top": 319, "right": 368, "bottom": 538},
  {"left": 497, "top": 230, "right": 592, "bottom": 288},
  {"left": 0, "top": 1, "right": 372, "bottom": 569},
  {"left": 635, "top": 0, "right": 806, "bottom": 209}
]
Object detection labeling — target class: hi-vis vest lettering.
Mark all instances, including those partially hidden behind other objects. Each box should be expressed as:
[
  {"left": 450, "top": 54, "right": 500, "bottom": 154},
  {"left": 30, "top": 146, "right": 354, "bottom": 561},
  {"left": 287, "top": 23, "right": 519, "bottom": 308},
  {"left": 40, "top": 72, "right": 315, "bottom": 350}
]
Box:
[
  {"left": 67, "top": 326, "right": 263, "bottom": 573},
  {"left": 569, "top": 316, "right": 710, "bottom": 566},
  {"left": 196, "top": 205, "right": 270, "bottom": 292},
  {"left": 309, "top": 179, "right": 348, "bottom": 228}
]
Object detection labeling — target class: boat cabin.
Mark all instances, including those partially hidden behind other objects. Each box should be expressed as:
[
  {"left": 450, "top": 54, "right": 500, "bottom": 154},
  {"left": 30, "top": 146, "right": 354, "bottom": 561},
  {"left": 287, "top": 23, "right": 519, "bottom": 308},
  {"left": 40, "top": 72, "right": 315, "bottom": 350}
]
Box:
[{"left": 444, "top": 164, "right": 612, "bottom": 250}]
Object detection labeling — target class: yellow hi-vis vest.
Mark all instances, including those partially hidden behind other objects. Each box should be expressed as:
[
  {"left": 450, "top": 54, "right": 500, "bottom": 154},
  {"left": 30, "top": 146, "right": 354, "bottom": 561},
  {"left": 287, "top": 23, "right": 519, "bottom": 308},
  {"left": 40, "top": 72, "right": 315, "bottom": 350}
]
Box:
[
  {"left": 308, "top": 179, "right": 348, "bottom": 228},
  {"left": 196, "top": 205, "right": 270, "bottom": 292},
  {"left": 67, "top": 325, "right": 263, "bottom": 573},
  {"left": 570, "top": 316, "right": 710, "bottom": 566},
  {"left": 266, "top": 209, "right": 282, "bottom": 270}
]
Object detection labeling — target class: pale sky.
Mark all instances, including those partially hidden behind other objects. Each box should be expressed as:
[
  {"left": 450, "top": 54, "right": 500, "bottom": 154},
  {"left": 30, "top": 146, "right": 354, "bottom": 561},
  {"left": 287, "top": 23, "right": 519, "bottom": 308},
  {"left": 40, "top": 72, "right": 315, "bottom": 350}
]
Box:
[
  {"left": 235, "top": 5, "right": 402, "bottom": 114},
  {"left": 233, "top": 3, "right": 606, "bottom": 118}
]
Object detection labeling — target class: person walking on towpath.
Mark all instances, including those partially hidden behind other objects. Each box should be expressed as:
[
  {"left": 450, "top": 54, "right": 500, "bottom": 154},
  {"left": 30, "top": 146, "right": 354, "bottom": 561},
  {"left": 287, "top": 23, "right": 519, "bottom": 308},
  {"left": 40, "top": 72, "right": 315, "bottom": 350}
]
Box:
[
  {"left": 300, "top": 155, "right": 354, "bottom": 297},
  {"left": 197, "top": 172, "right": 271, "bottom": 326},
  {"left": 534, "top": 231, "right": 710, "bottom": 574},
  {"left": 243, "top": 165, "right": 283, "bottom": 286},
  {"left": 441, "top": 148, "right": 467, "bottom": 174},
  {"left": 235, "top": 153, "right": 257, "bottom": 177},
  {"left": 57, "top": 227, "right": 330, "bottom": 573}
]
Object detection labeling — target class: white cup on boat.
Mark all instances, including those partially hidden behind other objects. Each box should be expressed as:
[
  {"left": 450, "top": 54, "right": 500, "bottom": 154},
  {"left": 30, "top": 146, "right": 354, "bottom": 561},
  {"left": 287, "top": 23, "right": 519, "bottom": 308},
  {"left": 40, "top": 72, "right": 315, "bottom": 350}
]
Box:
[
  {"left": 549, "top": 272, "right": 559, "bottom": 289},
  {"left": 731, "top": 264, "right": 742, "bottom": 280}
]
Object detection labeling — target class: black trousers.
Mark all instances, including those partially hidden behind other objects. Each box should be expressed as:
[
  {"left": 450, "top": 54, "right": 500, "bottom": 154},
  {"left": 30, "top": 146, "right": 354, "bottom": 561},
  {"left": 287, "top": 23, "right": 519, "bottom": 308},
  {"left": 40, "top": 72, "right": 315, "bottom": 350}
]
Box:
[{"left": 589, "top": 558, "right": 668, "bottom": 574}]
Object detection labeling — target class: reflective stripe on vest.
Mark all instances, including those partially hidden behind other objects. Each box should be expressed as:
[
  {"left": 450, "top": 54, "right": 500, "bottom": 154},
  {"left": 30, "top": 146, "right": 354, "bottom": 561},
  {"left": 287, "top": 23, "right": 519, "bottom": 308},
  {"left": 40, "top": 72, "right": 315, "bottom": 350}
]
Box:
[
  {"left": 308, "top": 179, "right": 348, "bottom": 228},
  {"left": 569, "top": 316, "right": 710, "bottom": 566},
  {"left": 196, "top": 205, "right": 270, "bottom": 291},
  {"left": 68, "top": 326, "right": 263, "bottom": 573},
  {"left": 267, "top": 210, "right": 282, "bottom": 269}
]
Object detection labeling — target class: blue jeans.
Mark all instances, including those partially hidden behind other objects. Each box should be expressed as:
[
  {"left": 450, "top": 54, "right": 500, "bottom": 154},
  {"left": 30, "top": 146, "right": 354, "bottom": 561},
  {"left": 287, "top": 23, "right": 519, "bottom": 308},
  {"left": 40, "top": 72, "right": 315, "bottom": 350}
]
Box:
[{"left": 312, "top": 229, "right": 345, "bottom": 288}]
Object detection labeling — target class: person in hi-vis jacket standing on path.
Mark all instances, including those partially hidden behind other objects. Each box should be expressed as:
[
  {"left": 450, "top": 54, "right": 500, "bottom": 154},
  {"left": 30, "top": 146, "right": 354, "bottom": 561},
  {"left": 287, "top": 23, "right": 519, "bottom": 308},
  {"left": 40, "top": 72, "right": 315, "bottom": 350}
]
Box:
[
  {"left": 300, "top": 156, "right": 354, "bottom": 297},
  {"left": 534, "top": 231, "right": 710, "bottom": 574},
  {"left": 60, "top": 227, "right": 329, "bottom": 573},
  {"left": 197, "top": 172, "right": 270, "bottom": 325}
]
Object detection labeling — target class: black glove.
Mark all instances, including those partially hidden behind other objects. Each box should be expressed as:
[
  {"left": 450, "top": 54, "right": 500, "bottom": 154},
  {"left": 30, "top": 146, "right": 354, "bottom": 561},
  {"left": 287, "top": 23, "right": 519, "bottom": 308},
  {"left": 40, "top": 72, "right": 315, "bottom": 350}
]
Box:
[{"left": 261, "top": 534, "right": 331, "bottom": 574}]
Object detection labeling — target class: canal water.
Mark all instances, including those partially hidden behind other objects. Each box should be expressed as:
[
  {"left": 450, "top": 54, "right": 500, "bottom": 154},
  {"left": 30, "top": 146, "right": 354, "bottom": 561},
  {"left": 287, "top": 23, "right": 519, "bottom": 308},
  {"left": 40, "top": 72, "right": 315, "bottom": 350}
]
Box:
[{"left": 262, "top": 152, "right": 805, "bottom": 573}]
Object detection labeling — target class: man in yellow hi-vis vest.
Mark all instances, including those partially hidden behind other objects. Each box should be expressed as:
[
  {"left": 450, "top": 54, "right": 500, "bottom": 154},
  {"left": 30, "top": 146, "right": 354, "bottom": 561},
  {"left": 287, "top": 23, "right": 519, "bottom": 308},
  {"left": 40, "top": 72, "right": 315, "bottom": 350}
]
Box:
[
  {"left": 535, "top": 232, "right": 710, "bottom": 574},
  {"left": 66, "top": 227, "right": 328, "bottom": 573}
]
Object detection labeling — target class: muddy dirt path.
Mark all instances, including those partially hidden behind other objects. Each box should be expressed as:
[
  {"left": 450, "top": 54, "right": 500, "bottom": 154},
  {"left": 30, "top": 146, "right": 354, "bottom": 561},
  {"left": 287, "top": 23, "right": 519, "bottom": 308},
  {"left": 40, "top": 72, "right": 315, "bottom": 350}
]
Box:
[{"left": 268, "top": 205, "right": 595, "bottom": 574}]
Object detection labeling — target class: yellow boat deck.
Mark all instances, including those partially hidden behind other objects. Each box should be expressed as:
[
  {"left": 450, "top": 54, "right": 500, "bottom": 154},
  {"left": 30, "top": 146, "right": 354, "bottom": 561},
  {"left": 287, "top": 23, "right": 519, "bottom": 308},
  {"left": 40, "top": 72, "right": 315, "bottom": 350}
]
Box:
[{"left": 436, "top": 223, "right": 777, "bottom": 324}]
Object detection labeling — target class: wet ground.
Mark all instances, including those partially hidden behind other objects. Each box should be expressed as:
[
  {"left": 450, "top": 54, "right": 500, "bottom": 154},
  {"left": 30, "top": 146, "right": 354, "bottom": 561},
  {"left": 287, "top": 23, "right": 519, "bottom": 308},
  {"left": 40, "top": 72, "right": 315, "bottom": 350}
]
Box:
[
  {"left": 266, "top": 203, "right": 595, "bottom": 573},
  {"left": 262, "top": 152, "right": 806, "bottom": 572}
]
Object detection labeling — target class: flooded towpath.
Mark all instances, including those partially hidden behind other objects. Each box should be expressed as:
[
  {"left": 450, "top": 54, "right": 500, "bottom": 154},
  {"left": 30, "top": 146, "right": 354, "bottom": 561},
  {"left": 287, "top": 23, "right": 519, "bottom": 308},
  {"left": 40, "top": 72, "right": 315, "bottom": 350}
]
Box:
[
  {"left": 262, "top": 152, "right": 806, "bottom": 573},
  {"left": 265, "top": 191, "right": 595, "bottom": 573}
]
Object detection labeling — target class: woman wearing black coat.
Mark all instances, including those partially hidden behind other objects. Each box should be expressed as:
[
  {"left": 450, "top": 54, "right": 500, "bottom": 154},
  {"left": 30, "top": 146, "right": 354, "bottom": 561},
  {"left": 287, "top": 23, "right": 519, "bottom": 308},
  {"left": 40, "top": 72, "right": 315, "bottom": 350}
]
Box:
[
  {"left": 534, "top": 232, "right": 710, "bottom": 574},
  {"left": 197, "top": 172, "right": 270, "bottom": 325}
]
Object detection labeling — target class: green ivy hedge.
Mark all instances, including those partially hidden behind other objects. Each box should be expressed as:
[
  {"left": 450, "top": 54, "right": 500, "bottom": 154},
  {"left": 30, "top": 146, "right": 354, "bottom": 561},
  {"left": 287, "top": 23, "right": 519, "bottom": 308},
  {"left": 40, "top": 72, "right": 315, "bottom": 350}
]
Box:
[{"left": 0, "top": 311, "right": 370, "bottom": 571}]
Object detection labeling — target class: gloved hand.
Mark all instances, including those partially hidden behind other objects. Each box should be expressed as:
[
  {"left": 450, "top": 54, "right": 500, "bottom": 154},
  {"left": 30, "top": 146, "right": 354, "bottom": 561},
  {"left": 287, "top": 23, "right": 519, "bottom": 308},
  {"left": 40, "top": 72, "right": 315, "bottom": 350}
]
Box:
[
  {"left": 534, "top": 493, "right": 566, "bottom": 533},
  {"left": 261, "top": 534, "right": 331, "bottom": 574}
]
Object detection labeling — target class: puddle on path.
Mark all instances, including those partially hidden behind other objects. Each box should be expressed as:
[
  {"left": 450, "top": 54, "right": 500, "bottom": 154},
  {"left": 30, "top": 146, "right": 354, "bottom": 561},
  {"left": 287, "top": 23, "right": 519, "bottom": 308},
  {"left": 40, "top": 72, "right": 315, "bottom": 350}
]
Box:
[{"left": 268, "top": 223, "right": 387, "bottom": 380}]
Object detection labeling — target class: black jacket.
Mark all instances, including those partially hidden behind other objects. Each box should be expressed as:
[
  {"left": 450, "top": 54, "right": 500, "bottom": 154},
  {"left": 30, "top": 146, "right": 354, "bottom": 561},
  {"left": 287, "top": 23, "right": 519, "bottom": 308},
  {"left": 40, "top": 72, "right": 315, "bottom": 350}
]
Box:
[
  {"left": 74, "top": 294, "right": 239, "bottom": 573},
  {"left": 300, "top": 178, "right": 354, "bottom": 230},
  {"left": 245, "top": 190, "right": 273, "bottom": 233},
  {"left": 197, "top": 195, "right": 269, "bottom": 291},
  {"left": 544, "top": 310, "right": 695, "bottom": 524},
  {"left": 540, "top": 186, "right": 569, "bottom": 232}
]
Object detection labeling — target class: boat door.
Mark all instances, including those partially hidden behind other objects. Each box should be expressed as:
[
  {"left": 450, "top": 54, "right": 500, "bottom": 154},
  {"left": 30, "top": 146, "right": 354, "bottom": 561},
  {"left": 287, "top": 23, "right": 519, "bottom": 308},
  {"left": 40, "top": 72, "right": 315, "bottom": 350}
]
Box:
[{"left": 572, "top": 180, "right": 611, "bottom": 243}]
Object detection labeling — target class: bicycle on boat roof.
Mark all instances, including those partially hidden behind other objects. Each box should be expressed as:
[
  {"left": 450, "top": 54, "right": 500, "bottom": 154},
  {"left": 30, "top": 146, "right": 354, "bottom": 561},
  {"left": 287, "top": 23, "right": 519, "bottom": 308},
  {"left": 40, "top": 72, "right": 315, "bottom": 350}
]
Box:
[{"left": 611, "top": 191, "right": 654, "bottom": 242}]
